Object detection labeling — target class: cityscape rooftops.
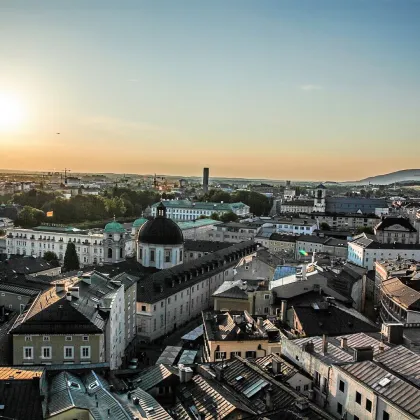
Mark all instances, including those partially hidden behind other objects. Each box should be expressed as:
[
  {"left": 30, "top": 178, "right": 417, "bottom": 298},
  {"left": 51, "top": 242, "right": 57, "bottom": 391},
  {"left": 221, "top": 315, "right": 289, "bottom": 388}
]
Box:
[
  {"left": 375, "top": 215, "right": 417, "bottom": 232},
  {"left": 184, "top": 239, "right": 232, "bottom": 253},
  {"left": 381, "top": 277, "right": 420, "bottom": 310}
]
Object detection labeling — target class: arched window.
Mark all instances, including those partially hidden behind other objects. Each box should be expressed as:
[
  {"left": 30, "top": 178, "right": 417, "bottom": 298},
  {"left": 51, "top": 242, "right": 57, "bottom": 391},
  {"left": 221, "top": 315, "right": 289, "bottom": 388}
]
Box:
[
  {"left": 120, "top": 247, "right": 123, "bottom": 258},
  {"left": 108, "top": 248, "right": 112, "bottom": 259}
]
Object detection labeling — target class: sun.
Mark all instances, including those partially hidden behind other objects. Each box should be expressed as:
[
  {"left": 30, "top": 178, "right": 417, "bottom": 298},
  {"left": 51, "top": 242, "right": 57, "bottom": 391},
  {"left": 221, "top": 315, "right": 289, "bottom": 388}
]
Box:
[{"left": 0, "top": 93, "right": 24, "bottom": 131}]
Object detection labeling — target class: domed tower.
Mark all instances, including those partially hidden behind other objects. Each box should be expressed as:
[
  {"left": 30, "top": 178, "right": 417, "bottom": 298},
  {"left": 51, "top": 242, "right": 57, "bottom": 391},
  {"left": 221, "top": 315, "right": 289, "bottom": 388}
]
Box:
[
  {"left": 132, "top": 217, "right": 148, "bottom": 237},
  {"left": 137, "top": 202, "right": 184, "bottom": 269},
  {"left": 103, "top": 219, "right": 126, "bottom": 264},
  {"left": 313, "top": 183, "right": 327, "bottom": 212}
]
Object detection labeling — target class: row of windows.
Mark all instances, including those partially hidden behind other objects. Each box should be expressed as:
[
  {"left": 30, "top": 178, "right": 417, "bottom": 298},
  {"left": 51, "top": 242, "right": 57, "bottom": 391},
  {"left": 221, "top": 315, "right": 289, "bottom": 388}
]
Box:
[
  {"left": 23, "top": 346, "right": 91, "bottom": 360},
  {"left": 25, "top": 335, "right": 89, "bottom": 342}
]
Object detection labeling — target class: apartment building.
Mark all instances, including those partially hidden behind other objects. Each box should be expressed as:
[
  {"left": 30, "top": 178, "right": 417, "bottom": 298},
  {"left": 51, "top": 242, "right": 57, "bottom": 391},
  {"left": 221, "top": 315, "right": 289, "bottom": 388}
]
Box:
[
  {"left": 151, "top": 200, "right": 250, "bottom": 221},
  {"left": 348, "top": 233, "right": 420, "bottom": 270},
  {"left": 374, "top": 216, "right": 418, "bottom": 244},
  {"left": 202, "top": 310, "right": 281, "bottom": 363},
  {"left": 206, "top": 221, "right": 259, "bottom": 243},
  {"left": 296, "top": 235, "right": 348, "bottom": 260},
  {"left": 310, "top": 212, "right": 380, "bottom": 230}
]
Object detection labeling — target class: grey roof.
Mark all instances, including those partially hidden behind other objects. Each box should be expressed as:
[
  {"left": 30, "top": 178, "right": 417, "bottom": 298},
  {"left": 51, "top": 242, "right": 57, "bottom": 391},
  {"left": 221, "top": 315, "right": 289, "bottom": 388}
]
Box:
[
  {"left": 130, "top": 364, "right": 179, "bottom": 391},
  {"left": 213, "top": 281, "right": 249, "bottom": 300},
  {"left": 269, "top": 233, "right": 298, "bottom": 243},
  {"left": 121, "top": 387, "right": 173, "bottom": 420},
  {"left": 0, "top": 282, "right": 41, "bottom": 296},
  {"left": 296, "top": 235, "right": 328, "bottom": 244},
  {"left": 184, "top": 239, "right": 232, "bottom": 253},
  {"left": 375, "top": 345, "right": 420, "bottom": 386},
  {"left": 48, "top": 370, "right": 131, "bottom": 419},
  {"left": 155, "top": 346, "right": 183, "bottom": 365},
  {"left": 332, "top": 333, "right": 390, "bottom": 356},
  {"left": 254, "top": 353, "right": 300, "bottom": 381},
  {"left": 375, "top": 216, "right": 417, "bottom": 233},
  {"left": 339, "top": 361, "right": 420, "bottom": 418},
  {"left": 137, "top": 241, "right": 257, "bottom": 303}
]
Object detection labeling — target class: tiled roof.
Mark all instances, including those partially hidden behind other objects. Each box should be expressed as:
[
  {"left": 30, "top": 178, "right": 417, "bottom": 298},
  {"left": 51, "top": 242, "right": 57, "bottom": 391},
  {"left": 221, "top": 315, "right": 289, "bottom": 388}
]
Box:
[
  {"left": 0, "top": 256, "right": 56, "bottom": 275},
  {"left": 48, "top": 370, "right": 131, "bottom": 419},
  {"left": 339, "top": 361, "right": 420, "bottom": 418},
  {"left": 174, "top": 374, "right": 255, "bottom": 419},
  {"left": 381, "top": 277, "right": 420, "bottom": 309},
  {"left": 130, "top": 364, "right": 178, "bottom": 391},
  {"left": 0, "top": 366, "right": 44, "bottom": 380},
  {"left": 375, "top": 345, "right": 420, "bottom": 386}
]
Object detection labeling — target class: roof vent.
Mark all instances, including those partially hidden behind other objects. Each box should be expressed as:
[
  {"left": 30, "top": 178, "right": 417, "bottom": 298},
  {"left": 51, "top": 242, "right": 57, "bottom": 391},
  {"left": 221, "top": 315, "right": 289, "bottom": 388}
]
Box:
[{"left": 378, "top": 377, "right": 391, "bottom": 387}]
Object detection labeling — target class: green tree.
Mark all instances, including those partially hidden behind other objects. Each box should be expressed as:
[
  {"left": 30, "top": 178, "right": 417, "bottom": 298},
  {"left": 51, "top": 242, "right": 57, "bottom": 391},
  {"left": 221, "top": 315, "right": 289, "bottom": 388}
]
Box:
[
  {"left": 198, "top": 215, "right": 209, "bottom": 220},
  {"left": 63, "top": 242, "right": 80, "bottom": 271},
  {"left": 0, "top": 229, "right": 5, "bottom": 236},
  {"left": 231, "top": 191, "right": 271, "bottom": 216},
  {"left": 220, "top": 211, "right": 239, "bottom": 223},
  {"left": 210, "top": 212, "right": 220, "bottom": 221},
  {"left": 15, "top": 206, "right": 45, "bottom": 228},
  {"left": 320, "top": 222, "right": 331, "bottom": 231},
  {"left": 43, "top": 251, "right": 59, "bottom": 263}
]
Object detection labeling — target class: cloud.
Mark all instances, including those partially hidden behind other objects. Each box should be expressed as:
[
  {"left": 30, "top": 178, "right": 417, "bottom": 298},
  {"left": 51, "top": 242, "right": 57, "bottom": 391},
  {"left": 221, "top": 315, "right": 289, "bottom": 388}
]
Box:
[
  {"left": 300, "top": 84, "right": 323, "bottom": 91},
  {"left": 128, "top": 78, "right": 139, "bottom": 82}
]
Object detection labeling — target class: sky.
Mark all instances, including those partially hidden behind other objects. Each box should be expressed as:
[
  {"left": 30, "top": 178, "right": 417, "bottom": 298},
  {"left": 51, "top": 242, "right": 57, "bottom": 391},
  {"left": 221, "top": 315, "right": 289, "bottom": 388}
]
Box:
[{"left": 1, "top": 0, "right": 420, "bottom": 181}]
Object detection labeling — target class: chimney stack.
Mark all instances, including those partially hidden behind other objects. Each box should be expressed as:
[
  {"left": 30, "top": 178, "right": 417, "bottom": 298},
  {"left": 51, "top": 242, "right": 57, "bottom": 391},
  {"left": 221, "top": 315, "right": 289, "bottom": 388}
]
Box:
[
  {"left": 265, "top": 387, "right": 273, "bottom": 411},
  {"left": 340, "top": 337, "right": 348, "bottom": 350},
  {"left": 322, "top": 334, "right": 328, "bottom": 354},
  {"left": 280, "top": 300, "right": 287, "bottom": 323}
]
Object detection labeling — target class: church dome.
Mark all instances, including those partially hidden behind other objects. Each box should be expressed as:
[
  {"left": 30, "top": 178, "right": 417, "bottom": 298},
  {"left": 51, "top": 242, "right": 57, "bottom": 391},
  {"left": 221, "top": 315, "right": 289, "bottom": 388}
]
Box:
[
  {"left": 133, "top": 217, "right": 148, "bottom": 228},
  {"left": 104, "top": 220, "right": 125, "bottom": 234},
  {"left": 137, "top": 203, "right": 183, "bottom": 245}
]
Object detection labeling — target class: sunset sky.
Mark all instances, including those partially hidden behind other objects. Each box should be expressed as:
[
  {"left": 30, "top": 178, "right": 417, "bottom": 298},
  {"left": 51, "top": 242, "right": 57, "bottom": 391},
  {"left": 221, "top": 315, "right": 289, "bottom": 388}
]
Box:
[{"left": 1, "top": 0, "right": 420, "bottom": 181}]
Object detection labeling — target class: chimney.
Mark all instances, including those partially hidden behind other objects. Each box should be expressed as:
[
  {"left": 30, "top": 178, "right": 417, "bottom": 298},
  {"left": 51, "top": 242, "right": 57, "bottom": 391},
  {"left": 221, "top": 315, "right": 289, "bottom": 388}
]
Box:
[
  {"left": 381, "top": 323, "right": 404, "bottom": 345},
  {"left": 272, "top": 358, "right": 281, "bottom": 374},
  {"left": 322, "top": 334, "right": 328, "bottom": 355},
  {"left": 280, "top": 300, "right": 287, "bottom": 322},
  {"left": 133, "top": 397, "right": 140, "bottom": 405},
  {"left": 353, "top": 346, "right": 374, "bottom": 362},
  {"left": 378, "top": 342, "right": 385, "bottom": 353},
  {"left": 257, "top": 317, "right": 264, "bottom": 328},
  {"left": 66, "top": 292, "right": 72, "bottom": 301},
  {"left": 340, "top": 337, "right": 348, "bottom": 350},
  {"left": 69, "top": 286, "right": 79, "bottom": 299},
  {"left": 265, "top": 387, "right": 273, "bottom": 411},
  {"left": 214, "top": 364, "right": 224, "bottom": 382},
  {"left": 55, "top": 283, "right": 65, "bottom": 293},
  {"left": 295, "top": 398, "right": 309, "bottom": 411}
]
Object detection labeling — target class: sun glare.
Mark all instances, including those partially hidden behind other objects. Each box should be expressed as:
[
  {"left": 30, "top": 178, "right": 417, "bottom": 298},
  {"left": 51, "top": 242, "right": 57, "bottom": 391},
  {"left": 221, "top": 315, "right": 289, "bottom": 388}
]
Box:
[{"left": 0, "top": 93, "right": 24, "bottom": 131}]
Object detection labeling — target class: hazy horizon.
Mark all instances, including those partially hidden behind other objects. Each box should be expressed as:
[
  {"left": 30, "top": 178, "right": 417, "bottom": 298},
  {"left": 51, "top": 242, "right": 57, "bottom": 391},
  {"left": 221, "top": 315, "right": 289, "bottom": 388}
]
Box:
[{"left": 1, "top": 0, "right": 420, "bottom": 180}]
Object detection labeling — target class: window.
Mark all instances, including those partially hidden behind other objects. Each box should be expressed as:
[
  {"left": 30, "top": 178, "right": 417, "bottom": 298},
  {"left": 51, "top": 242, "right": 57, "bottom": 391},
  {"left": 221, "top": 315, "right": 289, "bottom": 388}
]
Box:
[
  {"left": 314, "top": 371, "right": 321, "bottom": 388},
  {"left": 81, "top": 346, "right": 91, "bottom": 359},
  {"left": 264, "top": 307, "right": 269, "bottom": 314},
  {"left": 354, "top": 416, "right": 359, "bottom": 420},
  {"left": 337, "top": 402, "right": 343, "bottom": 415},
  {"left": 303, "top": 384, "right": 309, "bottom": 391},
  {"left": 383, "top": 411, "right": 389, "bottom": 420},
  {"left": 23, "top": 347, "right": 33, "bottom": 359},
  {"left": 82, "top": 336, "right": 89, "bottom": 342},
  {"left": 296, "top": 386, "right": 301, "bottom": 391},
  {"left": 264, "top": 294, "right": 270, "bottom": 300},
  {"left": 64, "top": 346, "right": 74, "bottom": 359},
  {"left": 245, "top": 351, "right": 256, "bottom": 358},
  {"left": 230, "top": 351, "right": 241, "bottom": 358},
  {"left": 141, "top": 305, "right": 146, "bottom": 311},
  {"left": 355, "top": 391, "right": 362, "bottom": 404},
  {"left": 20, "top": 304, "right": 26, "bottom": 313},
  {"left": 65, "top": 336, "right": 72, "bottom": 341},
  {"left": 42, "top": 346, "right": 52, "bottom": 359},
  {"left": 366, "top": 399, "right": 372, "bottom": 412},
  {"left": 167, "top": 297, "right": 171, "bottom": 304},
  {"left": 165, "top": 250, "right": 171, "bottom": 263},
  {"left": 150, "top": 250, "right": 155, "bottom": 262},
  {"left": 339, "top": 380, "right": 345, "bottom": 392},
  {"left": 43, "top": 336, "right": 50, "bottom": 342},
  {"left": 25, "top": 336, "right": 32, "bottom": 342},
  {"left": 139, "top": 248, "right": 143, "bottom": 259},
  {"left": 215, "top": 351, "right": 226, "bottom": 360}
]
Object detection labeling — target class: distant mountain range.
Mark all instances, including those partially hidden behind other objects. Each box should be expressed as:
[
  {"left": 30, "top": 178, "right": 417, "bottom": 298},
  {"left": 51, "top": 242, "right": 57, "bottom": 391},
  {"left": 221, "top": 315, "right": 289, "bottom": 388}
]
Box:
[{"left": 352, "top": 169, "right": 420, "bottom": 185}]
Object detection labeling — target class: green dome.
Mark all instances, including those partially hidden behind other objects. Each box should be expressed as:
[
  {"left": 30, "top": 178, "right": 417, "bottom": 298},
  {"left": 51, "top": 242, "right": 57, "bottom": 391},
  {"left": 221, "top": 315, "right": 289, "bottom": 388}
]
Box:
[
  {"left": 133, "top": 217, "right": 148, "bottom": 228},
  {"left": 104, "top": 221, "right": 125, "bottom": 233}
]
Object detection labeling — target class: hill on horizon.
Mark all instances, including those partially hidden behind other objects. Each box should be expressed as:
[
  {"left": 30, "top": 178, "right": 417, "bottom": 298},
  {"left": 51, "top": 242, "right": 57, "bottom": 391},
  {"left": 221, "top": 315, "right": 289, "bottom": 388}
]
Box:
[{"left": 352, "top": 169, "right": 420, "bottom": 185}]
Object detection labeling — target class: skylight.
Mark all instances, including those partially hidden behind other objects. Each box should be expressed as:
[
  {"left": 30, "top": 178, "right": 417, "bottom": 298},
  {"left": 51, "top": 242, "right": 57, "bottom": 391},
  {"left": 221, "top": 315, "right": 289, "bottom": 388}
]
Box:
[
  {"left": 89, "top": 381, "right": 99, "bottom": 389},
  {"left": 68, "top": 381, "right": 81, "bottom": 390},
  {"left": 378, "top": 377, "right": 391, "bottom": 387}
]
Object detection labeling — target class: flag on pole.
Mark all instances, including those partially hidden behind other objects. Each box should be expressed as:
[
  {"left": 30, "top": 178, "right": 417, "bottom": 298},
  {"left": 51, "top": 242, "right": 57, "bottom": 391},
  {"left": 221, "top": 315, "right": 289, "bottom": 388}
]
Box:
[{"left": 46, "top": 211, "right": 54, "bottom": 218}]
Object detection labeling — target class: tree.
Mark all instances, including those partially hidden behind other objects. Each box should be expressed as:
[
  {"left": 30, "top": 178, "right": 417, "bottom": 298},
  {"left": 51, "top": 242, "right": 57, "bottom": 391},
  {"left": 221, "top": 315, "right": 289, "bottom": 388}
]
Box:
[
  {"left": 15, "top": 206, "right": 45, "bottom": 228},
  {"left": 63, "top": 242, "right": 80, "bottom": 271},
  {"left": 43, "top": 251, "right": 59, "bottom": 262},
  {"left": 320, "top": 222, "right": 331, "bottom": 231},
  {"left": 210, "top": 212, "right": 220, "bottom": 221},
  {"left": 198, "top": 215, "right": 209, "bottom": 220},
  {"left": 220, "top": 211, "right": 239, "bottom": 223},
  {"left": 0, "top": 229, "right": 5, "bottom": 237}
]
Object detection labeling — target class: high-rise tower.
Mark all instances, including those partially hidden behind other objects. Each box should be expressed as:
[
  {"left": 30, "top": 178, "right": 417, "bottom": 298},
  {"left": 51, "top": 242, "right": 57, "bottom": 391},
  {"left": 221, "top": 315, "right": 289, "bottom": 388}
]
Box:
[{"left": 203, "top": 167, "right": 209, "bottom": 193}]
